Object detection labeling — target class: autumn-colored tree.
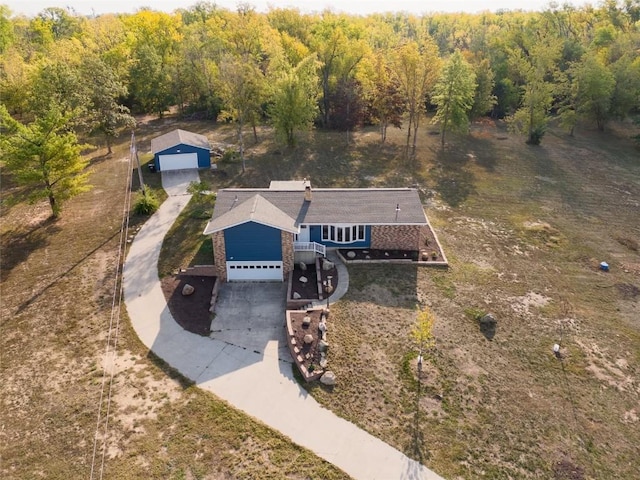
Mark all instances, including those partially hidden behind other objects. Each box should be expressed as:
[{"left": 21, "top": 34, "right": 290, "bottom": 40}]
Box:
[
  {"left": 389, "top": 37, "right": 441, "bottom": 157},
  {"left": 507, "top": 22, "right": 562, "bottom": 144},
  {"left": 268, "top": 54, "right": 320, "bottom": 146},
  {"left": 365, "top": 55, "right": 405, "bottom": 143},
  {"left": 310, "top": 14, "right": 368, "bottom": 128},
  {"left": 411, "top": 308, "right": 436, "bottom": 358},
  {"left": 432, "top": 50, "right": 477, "bottom": 147},
  {"left": 0, "top": 105, "right": 91, "bottom": 218}
]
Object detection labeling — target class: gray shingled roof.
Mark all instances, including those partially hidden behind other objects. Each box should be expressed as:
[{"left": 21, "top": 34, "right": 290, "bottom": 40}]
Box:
[
  {"left": 205, "top": 187, "right": 427, "bottom": 233},
  {"left": 203, "top": 194, "right": 298, "bottom": 235},
  {"left": 150, "top": 129, "right": 211, "bottom": 153}
]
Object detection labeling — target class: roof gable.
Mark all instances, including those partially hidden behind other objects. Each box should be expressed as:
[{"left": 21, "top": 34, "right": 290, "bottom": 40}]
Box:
[
  {"left": 203, "top": 194, "right": 298, "bottom": 235},
  {"left": 151, "top": 129, "right": 211, "bottom": 153}
]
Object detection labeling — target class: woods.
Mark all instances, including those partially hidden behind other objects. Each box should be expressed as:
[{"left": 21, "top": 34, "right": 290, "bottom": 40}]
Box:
[{"left": 1, "top": 2, "right": 639, "bottom": 214}]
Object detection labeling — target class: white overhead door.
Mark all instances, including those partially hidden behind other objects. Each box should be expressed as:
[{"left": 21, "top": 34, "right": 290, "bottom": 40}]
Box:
[
  {"left": 159, "top": 153, "right": 198, "bottom": 171},
  {"left": 227, "top": 261, "right": 283, "bottom": 281}
]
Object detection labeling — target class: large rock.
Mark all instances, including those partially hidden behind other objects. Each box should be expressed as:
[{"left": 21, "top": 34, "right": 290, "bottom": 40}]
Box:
[
  {"left": 322, "top": 259, "right": 334, "bottom": 271},
  {"left": 299, "top": 276, "right": 308, "bottom": 284},
  {"left": 299, "top": 262, "right": 307, "bottom": 271},
  {"left": 302, "top": 316, "right": 311, "bottom": 326},
  {"left": 347, "top": 251, "right": 356, "bottom": 259},
  {"left": 182, "top": 284, "right": 195, "bottom": 296},
  {"left": 303, "top": 334, "right": 314, "bottom": 344},
  {"left": 320, "top": 371, "right": 336, "bottom": 386},
  {"left": 479, "top": 313, "right": 497, "bottom": 326},
  {"left": 318, "top": 339, "right": 329, "bottom": 352},
  {"left": 293, "top": 292, "right": 302, "bottom": 300}
]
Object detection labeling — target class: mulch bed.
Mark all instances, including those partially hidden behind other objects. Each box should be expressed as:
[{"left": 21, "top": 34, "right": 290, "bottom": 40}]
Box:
[
  {"left": 290, "top": 261, "right": 339, "bottom": 301},
  {"left": 160, "top": 274, "right": 216, "bottom": 336},
  {"left": 291, "top": 263, "right": 320, "bottom": 299},
  {"left": 339, "top": 225, "right": 445, "bottom": 262},
  {"left": 339, "top": 248, "right": 419, "bottom": 261}
]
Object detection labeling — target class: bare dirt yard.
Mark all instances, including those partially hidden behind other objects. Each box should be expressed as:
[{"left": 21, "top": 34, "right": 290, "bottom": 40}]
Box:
[{"left": 2, "top": 113, "right": 638, "bottom": 480}]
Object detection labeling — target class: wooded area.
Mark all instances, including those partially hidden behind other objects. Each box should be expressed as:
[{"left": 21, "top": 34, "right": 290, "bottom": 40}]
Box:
[{"left": 1, "top": 2, "right": 639, "bottom": 213}]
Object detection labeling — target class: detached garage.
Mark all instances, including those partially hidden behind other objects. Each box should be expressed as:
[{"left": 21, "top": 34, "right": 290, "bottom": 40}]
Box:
[{"left": 151, "top": 129, "right": 211, "bottom": 171}]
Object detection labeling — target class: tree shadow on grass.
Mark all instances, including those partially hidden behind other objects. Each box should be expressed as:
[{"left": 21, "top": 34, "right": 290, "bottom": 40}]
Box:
[
  {"left": 0, "top": 217, "right": 60, "bottom": 283},
  {"left": 405, "top": 367, "right": 430, "bottom": 464},
  {"left": 430, "top": 148, "right": 477, "bottom": 207},
  {"left": 11, "top": 229, "right": 120, "bottom": 316}
]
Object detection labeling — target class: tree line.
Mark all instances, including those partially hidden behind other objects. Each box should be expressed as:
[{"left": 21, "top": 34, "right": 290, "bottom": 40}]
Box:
[{"left": 1, "top": 1, "right": 639, "bottom": 216}]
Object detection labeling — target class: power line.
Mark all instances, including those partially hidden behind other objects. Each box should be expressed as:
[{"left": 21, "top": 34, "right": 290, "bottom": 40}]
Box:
[{"left": 89, "top": 140, "right": 135, "bottom": 480}]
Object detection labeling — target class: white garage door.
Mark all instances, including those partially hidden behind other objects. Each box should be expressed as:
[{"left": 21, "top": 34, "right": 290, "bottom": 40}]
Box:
[
  {"left": 159, "top": 153, "right": 198, "bottom": 171},
  {"left": 227, "top": 261, "right": 283, "bottom": 281}
]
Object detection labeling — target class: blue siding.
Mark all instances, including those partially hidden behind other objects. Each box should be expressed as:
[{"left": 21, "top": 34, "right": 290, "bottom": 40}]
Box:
[
  {"left": 309, "top": 225, "right": 371, "bottom": 248},
  {"left": 154, "top": 143, "right": 211, "bottom": 170},
  {"left": 224, "top": 222, "right": 282, "bottom": 261}
]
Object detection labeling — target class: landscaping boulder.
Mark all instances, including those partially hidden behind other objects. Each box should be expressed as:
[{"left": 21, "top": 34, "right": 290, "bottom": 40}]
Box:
[
  {"left": 479, "top": 313, "right": 497, "bottom": 326},
  {"left": 299, "top": 262, "right": 307, "bottom": 271},
  {"left": 302, "top": 315, "right": 311, "bottom": 326},
  {"left": 319, "top": 355, "right": 328, "bottom": 369},
  {"left": 293, "top": 292, "right": 302, "bottom": 300},
  {"left": 304, "top": 334, "right": 314, "bottom": 344},
  {"left": 322, "top": 259, "right": 334, "bottom": 270},
  {"left": 299, "top": 276, "right": 308, "bottom": 284},
  {"left": 182, "top": 284, "right": 195, "bottom": 296},
  {"left": 318, "top": 339, "right": 329, "bottom": 352},
  {"left": 347, "top": 251, "right": 356, "bottom": 259},
  {"left": 479, "top": 313, "right": 497, "bottom": 341},
  {"left": 320, "top": 371, "right": 336, "bottom": 386}
]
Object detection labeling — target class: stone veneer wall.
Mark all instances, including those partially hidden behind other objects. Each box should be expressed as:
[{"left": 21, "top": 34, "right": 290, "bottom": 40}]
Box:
[
  {"left": 281, "top": 231, "right": 294, "bottom": 279},
  {"left": 370, "top": 225, "right": 421, "bottom": 251},
  {"left": 212, "top": 232, "right": 227, "bottom": 281}
]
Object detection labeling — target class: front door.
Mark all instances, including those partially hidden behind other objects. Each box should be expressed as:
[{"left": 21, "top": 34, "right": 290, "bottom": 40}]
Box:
[{"left": 296, "top": 225, "right": 310, "bottom": 243}]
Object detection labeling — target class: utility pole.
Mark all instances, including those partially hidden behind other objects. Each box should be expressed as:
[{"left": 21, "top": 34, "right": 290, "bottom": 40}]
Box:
[{"left": 131, "top": 131, "right": 146, "bottom": 195}]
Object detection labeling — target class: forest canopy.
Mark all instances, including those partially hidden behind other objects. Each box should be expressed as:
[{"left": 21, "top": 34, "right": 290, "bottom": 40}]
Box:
[{"left": 0, "top": 1, "right": 639, "bottom": 147}]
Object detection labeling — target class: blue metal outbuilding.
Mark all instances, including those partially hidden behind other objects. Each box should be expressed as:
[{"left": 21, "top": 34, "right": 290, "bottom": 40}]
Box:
[{"left": 150, "top": 129, "right": 211, "bottom": 171}]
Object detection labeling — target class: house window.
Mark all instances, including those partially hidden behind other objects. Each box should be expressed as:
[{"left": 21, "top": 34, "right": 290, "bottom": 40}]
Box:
[{"left": 321, "top": 224, "right": 365, "bottom": 244}]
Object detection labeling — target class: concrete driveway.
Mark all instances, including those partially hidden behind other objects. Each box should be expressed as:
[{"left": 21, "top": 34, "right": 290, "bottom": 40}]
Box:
[
  {"left": 210, "top": 283, "right": 290, "bottom": 360},
  {"left": 123, "top": 169, "right": 445, "bottom": 480},
  {"left": 161, "top": 169, "right": 200, "bottom": 196}
]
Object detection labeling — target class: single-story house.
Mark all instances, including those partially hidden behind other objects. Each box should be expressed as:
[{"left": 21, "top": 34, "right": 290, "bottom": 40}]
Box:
[
  {"left": 203, "top": 180, "right": 433, "bottom": 282},
  {"left": 151, "top": 129, "right": 211, "bottom": 171}
]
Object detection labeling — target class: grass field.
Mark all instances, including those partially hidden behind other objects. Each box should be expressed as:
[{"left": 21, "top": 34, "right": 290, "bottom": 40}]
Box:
[
  {"left": 0, "top": 118, "right": 348, "bottom": 480},
  {"left": 2, "top": 113, "right": 638, "bottom": 479}
]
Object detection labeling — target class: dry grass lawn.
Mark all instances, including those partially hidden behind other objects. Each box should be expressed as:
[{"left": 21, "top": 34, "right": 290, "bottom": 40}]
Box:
[
  {"left": 0, "top": 117, "right": 348, "bottom": 480},
  {"left": 2, "top": 112, "right": 638, "bottom": 480}
]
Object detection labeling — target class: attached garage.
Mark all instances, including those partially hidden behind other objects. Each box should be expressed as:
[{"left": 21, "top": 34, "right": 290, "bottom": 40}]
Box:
[
  {"left": 151, "top": 129, "right": 211, "bottom": 172},
  {"left": 227, "top": 261, "right": 283, "bottom": 281},
  {"left": 203, "top": 194, "right": 299, "bottom": 282}
]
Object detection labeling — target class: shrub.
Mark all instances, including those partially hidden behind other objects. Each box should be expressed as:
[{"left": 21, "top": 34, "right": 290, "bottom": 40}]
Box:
[
  {"left": 133, "top": 189, "right": 160, "bottom": 215},
  {"left": 220, "top": 148, "right": 239, "bottom": 163},
  {"left": 526, "top": 125, "right": 546, "bottom": 145},
  {"left": 464, "top": 307, "right": 486, "bottom": 321}
]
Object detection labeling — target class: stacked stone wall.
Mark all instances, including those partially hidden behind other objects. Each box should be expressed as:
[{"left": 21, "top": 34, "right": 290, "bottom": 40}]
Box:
[
  {"left": 370, "top": 225, "right": 421, "bottom": 251},
  {"left": 281, "top": 231, "right": 294, "bottom": 280},
  {"left": 212, "top": 232, "right": 227, "bottom": 281}
]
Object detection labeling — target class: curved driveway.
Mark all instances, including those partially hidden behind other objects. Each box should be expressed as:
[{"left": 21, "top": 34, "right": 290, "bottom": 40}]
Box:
[{"left": 123, "top": 170, "right": 444, "bottom": 480}]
